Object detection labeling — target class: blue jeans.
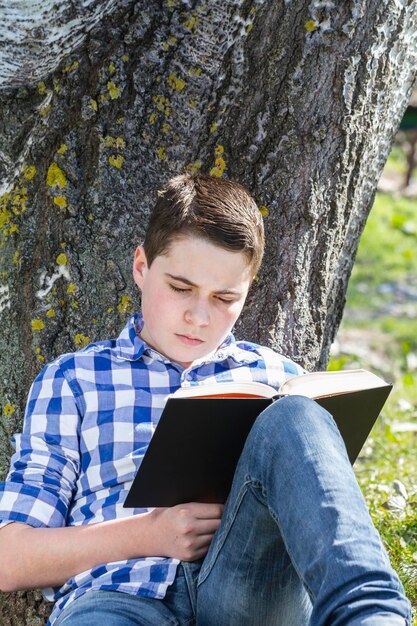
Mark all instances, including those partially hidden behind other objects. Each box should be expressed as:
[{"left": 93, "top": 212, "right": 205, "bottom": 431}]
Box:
[{"left": 54, "top": 396, "right": 412, "bottom": 625}]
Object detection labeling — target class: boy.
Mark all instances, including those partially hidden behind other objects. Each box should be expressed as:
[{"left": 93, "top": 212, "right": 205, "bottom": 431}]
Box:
[{"left": 0, "top": 174, "right": 412, "bottom": 625}]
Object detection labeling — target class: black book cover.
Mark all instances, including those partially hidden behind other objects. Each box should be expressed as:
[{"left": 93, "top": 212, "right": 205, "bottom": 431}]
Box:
[{"left": 124, "top": 385, "right": 392, "bottom": 508}]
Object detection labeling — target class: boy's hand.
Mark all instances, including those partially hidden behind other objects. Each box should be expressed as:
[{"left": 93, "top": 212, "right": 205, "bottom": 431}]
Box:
[{"left": 151, "top": 502, "right": 224, "bottom": 561}]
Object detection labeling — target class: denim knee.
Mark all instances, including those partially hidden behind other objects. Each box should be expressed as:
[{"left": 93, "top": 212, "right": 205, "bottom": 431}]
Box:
[
  {"left": 255, "top": 395, "right": 337, "bottom": 440},
  {"left": 247, "top": 395, "right": 348, "bottom": 468}
]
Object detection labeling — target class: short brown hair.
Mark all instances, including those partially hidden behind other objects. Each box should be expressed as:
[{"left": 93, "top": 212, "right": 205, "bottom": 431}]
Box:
[{"left": 143, "top": 173, "right": 265, "bottom": 276}]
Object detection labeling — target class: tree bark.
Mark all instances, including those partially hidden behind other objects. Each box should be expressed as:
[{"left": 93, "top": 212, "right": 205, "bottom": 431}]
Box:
[{"left": 1, "top": 0, "right": 417, "bottom": 622}]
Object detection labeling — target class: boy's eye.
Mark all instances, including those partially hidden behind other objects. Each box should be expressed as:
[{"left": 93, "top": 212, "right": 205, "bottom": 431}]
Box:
[
  {"left": 169, "top": 285, "right": 190, "bottom": 294},
  {"left": 216, "top": 296, "right": 234, "bottom": 304},
  {"left": 169, "top": 284, "right": 234, "bottom": 304}
]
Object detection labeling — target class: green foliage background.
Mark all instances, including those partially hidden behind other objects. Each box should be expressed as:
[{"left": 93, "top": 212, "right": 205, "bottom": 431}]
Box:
[{"left": 331, "top": 153, "right": 417, "bottom": 620}]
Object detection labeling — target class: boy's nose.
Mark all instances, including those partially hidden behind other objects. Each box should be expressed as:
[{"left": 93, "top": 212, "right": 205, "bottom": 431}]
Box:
[{"left": 184, "top": 301, "right": 210, "bottom": 326}]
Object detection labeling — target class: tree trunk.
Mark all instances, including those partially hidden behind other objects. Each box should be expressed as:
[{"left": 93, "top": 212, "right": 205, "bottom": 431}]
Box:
[{"left": 1, "top": 0, "right": 416, "bottom": 622}]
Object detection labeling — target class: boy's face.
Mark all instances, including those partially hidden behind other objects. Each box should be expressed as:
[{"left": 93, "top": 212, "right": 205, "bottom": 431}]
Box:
[{"left": 132, "top": 235, "right": 253, "bottom": 369}]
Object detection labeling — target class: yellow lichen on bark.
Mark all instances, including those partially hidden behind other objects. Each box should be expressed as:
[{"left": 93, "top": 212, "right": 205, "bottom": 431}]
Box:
[{"left": 47, "top": 163, "right": 67, "bottom": 188}]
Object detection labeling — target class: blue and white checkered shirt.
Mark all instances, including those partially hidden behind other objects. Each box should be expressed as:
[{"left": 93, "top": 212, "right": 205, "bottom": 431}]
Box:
[{"left": 0, "top": 312, "right": 305, "bottom": 625}]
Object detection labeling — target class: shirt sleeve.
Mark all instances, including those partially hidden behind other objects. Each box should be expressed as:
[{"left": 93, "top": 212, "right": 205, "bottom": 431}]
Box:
[
  {"left": 258, "top": 346, "right": 308, "bottom": 390},
  {"left": 0, "top": 360, "right": 81, "bottom": 529}
]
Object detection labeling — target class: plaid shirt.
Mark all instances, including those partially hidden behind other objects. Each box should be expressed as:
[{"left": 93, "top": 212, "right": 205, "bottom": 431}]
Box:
[{"left": 0, "top": 312, "right": 305, "bottom": 625}]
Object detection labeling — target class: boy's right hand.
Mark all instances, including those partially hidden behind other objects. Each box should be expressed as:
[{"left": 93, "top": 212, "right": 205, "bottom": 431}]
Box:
[{"left": 150, "top": 502, "right": 224, "bottom": 562}]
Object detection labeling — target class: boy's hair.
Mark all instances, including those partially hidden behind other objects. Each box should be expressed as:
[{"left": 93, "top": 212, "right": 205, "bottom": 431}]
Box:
[{"left": 143, "top": 173, "right": 265, "bottom": 276}]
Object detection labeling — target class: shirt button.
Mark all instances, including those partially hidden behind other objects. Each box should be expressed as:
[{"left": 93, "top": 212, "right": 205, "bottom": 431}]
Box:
[{"left": 217, "top": 351, "right": 225, "bottom": 359}]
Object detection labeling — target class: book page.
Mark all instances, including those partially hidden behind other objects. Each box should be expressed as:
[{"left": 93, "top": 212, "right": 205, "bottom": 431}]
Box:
[
  {"left": 279, "top": 369, "right": 389, "bottom": 399},
  {"left": 171, "top": 380, "right": 278, "bottom": 399}
]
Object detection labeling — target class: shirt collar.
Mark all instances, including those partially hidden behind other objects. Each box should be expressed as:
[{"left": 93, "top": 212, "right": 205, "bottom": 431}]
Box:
[
  {"left": 116, "top": 313, "right": 147, "bottom": 361},
  {"left": 116, "top": 312, "right": 258, "bottom": 366}
]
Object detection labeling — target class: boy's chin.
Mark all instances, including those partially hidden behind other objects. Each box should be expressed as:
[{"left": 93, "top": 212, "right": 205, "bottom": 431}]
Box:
[{"left": 172, "top": 345, "right": 218, "bottom": 369}]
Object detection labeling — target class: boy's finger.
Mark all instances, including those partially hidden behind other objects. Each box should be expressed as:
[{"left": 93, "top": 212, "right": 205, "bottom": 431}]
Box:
[
  {"left": 187, "top": 502, "right": 224, "bottom": 519},
  {"left": 194, "top": 534, "right": 217, "bottom": 550},
  {"left": 193, "top": 518, "right": 222, "bottom": 535}
]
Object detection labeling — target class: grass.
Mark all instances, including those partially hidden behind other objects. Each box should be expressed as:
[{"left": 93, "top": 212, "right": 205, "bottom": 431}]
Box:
[
  {"left": 331, "top": 154, "right": 417, "bottom": 620},
  {"left": 384, "top": 142, "right": 410, "bottom": 175},
  {"left": 345, "top": 193, "right": 417, "bottom": 315}
]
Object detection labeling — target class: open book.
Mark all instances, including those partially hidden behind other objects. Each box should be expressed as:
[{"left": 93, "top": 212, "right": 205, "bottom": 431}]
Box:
[
  {"left": 170, "top": 368, "right": 389, "bottom": 400},
  {"left": 124, "top": 369, "right": 392, "bottom": 508}
]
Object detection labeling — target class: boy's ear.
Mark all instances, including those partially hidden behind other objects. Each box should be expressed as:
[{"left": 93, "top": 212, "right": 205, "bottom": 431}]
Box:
[{"left": 132, "top": 245, "right": 148, "bottom": 289}]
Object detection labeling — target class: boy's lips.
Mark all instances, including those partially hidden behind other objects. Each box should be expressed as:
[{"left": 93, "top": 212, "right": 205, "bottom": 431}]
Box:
[{"left": 176, "top": 334, "right": 204, "bottom": 346}]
